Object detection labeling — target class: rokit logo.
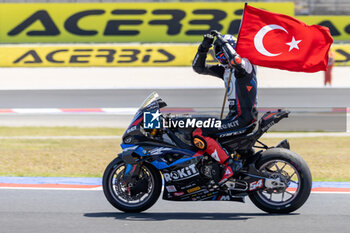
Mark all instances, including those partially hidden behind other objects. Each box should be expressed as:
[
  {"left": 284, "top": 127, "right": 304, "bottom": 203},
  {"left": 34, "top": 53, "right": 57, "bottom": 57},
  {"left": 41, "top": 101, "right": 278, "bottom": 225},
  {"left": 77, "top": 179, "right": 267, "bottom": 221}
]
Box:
[{"left": 163, "top": 164, "right": 199, "bottom": 182}]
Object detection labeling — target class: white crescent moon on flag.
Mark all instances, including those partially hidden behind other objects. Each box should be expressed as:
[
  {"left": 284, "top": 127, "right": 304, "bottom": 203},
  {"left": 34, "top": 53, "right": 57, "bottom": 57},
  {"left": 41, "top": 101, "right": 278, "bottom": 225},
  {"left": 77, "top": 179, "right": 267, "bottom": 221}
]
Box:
[{"left": 254, "top": 24, "right": 288, "bottom": 57}]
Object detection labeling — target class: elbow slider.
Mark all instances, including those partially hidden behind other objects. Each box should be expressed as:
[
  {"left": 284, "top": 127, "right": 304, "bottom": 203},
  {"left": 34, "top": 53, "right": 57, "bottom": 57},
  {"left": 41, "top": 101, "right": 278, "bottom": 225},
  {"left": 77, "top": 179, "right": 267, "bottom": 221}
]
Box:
[{"left": 231, "top": 56, "right": 242, "bottom": 66}]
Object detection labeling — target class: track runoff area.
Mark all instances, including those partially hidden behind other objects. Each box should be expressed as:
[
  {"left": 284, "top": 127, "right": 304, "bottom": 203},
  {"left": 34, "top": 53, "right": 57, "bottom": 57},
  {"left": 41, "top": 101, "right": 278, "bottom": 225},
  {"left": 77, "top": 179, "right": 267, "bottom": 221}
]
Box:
[{"left": 0, "top": 177, "right": 349, "bottom": 194}]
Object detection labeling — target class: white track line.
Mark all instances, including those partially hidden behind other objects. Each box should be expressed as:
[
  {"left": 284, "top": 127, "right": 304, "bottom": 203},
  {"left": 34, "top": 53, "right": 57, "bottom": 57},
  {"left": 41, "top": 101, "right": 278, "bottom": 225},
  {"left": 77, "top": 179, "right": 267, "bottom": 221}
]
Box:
[
  {"left": 12, "top": 108, "right": 62, "bottom": 114},
  {"left": 311, "top": 191, "right": 350, "bottom": 194},
  {"left": 0, "top": 187, "right": 349, "bottom": 193},
  {"left": 0, "top": 187, "right": 103, "bottom": 191},
  {"left": 101, "top": 108, "right": 138, "bottom": 114},
  {"left": 0, "top": 133, "right": 349, "bottom": 140},
  {"left": 0, "top": 136, "right": 122, "bottom": 139},
  {"left": 1, "top": 108, "right": 139, "bottom": 114},
  {"left": 262, "top": 132, "right": 350, "bottom": 138}
]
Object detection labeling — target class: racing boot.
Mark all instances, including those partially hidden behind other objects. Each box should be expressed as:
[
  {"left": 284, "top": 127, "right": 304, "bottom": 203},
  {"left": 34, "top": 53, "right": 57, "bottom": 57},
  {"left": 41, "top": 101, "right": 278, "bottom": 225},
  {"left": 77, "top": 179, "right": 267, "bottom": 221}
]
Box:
[
  {"left": 219, "top": 158, "right": 242, "bottom": 185},
  {"left": 193, "top": 128, "right": 241, "bottom": 183}
]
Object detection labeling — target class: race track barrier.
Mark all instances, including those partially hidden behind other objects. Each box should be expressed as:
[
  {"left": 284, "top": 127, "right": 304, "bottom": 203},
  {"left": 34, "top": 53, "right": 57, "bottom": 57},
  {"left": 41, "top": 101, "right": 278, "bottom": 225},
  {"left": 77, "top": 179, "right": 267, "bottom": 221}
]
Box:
[
  {"left": 0, "top": 2, "right": 293, "bottom": 43},
  {"left": 333, "top": 44, "right": 350, "bottom": 66},
  {"left": 0, "top": 44, "right": 349, "bottom": 67},
  {"left": 0, "top": 3, "right": 349, "bottom": 42},
  {"left": 0, "top": 44, "right": 198, "bottom": 67}
]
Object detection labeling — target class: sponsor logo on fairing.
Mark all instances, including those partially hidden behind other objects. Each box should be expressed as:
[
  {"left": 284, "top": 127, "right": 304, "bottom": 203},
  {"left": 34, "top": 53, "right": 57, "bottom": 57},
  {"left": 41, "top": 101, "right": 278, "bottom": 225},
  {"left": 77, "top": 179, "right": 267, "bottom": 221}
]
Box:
[
  {"left": 149, "top": 147, "right": 172, "bottom": 155},
  {"left": 163, "top": 164, "right": 199, "bottom": 182},
  {"left": 219, "top": 195, "right": 230, "bottom": 201},
  {"left": 180, "top": 183, "right": 197, "bottom": 190},
  {"left": 122, "top": 145, "right": 138, "bottom": 152},
  {"left": 261, "top": 121, "right": 276, "bottom": 132},
  {"left": 126, "top": 125, "right": 137, "bottom": 134},
  {"left": 173, "top": 192, "right": 185, "bottom": 197},
  {"left": 187, "top": 186, "right": 201, "bottom": 193},
  {"left": 166, "top": 185, "right": 177, "bottom": 192}
]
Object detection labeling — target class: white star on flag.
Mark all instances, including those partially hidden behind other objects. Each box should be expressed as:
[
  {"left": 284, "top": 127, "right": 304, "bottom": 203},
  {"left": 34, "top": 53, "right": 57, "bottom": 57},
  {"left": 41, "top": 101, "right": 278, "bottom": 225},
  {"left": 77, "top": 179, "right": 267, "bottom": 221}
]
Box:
[
  {"left": 151, "top": 110, "right": 161, "bottom": 122},
  {"left": 286, "top": 36, "right": 302, "bottom": 52}
]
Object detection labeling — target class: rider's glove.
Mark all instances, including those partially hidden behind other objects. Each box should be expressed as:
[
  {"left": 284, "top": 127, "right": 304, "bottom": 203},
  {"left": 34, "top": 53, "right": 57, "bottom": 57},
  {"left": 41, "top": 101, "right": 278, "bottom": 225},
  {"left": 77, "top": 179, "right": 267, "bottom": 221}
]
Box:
[
  {"left": 210, "top": 30, "right": 221, "bottom": 37},
  {"left": 200, "top": 34, "right": 214, "bottom": 51},
  {"left": 214, "top": 34, "right": 228, "bottom": 47},
  {"left": 215, "top": 34, "right": 243, "bottom": 67}
]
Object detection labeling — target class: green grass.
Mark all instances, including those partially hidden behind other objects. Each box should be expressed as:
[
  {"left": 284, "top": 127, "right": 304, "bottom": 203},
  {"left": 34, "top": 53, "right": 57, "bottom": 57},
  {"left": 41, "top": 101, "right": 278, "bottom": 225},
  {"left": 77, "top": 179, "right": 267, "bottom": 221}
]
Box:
[
  {"left": 0, "top": 127, "right": 349, "bottom": 181},
  {"left": 0, "top": 139, "right": 120, "bottom": 177},
  {"left": 261, "top": 137, "right": 350, "bottom": 182},
  {"left": 0, "top": 126, "right": 124, "bottom": 136}
]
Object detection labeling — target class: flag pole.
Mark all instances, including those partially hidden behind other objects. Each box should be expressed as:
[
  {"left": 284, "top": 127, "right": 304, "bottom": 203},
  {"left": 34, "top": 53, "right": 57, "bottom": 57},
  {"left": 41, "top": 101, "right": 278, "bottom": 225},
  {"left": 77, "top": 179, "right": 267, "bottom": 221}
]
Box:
[
  {"left": 235, "top": 2, "right": 247, "bottom": 49},
  {"left": 219, "top": 2, "right": 247, "bottom": 120}
]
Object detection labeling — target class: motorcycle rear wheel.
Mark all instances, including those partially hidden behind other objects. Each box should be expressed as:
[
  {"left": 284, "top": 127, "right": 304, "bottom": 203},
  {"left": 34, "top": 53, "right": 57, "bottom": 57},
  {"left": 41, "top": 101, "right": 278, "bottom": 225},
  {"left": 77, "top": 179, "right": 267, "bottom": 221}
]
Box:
[
  {"left": 249, "top": 148, "right": 312, "bottom": 213},
  {"left": 102, "top": 157, "right": 162, "bottom": 213}
]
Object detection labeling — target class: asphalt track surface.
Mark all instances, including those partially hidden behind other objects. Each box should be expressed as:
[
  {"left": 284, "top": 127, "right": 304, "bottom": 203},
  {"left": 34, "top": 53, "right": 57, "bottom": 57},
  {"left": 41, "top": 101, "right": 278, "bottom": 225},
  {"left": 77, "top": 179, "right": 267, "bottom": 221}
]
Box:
[
  {"left": 0, "top": 88, "right": 349, "bottom": 108},
  {"left": 0, "top": 88, "right": 348, "bottom": 131},
  {"left": 0, "top": 189, "right": 349, "bottom": 233}
]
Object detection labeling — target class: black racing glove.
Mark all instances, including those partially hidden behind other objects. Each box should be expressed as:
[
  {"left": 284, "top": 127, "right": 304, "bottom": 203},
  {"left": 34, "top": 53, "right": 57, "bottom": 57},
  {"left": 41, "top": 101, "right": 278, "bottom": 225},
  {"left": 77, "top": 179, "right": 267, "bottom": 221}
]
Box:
[
  {"left": 200, "top": 34, "right": 214, "bottom": 51},
  {"left": 214, "top": 34, "right": 228, "bottom": 47},
  {"left": 210, "top": 30, "right": 221, "bottom": 37}
]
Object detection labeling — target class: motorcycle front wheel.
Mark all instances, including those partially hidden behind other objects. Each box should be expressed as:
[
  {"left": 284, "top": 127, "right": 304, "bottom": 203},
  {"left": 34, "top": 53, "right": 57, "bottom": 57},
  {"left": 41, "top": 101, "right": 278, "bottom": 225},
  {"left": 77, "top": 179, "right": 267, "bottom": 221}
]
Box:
[
  {"left": 102, "top": 157, "right": 162, "bottom": 213},
  {"left": 249, "top": 148, "right": 312, "bottom": 213}
]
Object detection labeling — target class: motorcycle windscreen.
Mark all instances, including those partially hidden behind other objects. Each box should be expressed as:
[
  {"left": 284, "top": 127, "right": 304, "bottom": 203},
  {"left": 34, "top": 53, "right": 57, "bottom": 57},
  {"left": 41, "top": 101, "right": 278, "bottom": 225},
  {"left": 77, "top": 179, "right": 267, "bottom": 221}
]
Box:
[{"left": 138, "top": 91, "right": 161, "bottom": 111}]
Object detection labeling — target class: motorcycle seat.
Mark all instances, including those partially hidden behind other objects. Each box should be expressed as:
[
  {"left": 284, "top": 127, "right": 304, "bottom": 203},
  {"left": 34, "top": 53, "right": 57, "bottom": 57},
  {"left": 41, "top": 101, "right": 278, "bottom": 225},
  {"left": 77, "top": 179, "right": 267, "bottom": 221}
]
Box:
[{"left": 259, "top": 110, "right": 290, "bottom": 131}]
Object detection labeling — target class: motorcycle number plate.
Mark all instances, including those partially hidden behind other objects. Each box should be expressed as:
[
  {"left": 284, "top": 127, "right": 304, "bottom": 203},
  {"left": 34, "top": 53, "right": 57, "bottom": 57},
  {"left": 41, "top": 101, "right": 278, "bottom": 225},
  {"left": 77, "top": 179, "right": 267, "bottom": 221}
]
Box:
[{"left": 249, "top": 179, "right": 263, "bottom": 191}]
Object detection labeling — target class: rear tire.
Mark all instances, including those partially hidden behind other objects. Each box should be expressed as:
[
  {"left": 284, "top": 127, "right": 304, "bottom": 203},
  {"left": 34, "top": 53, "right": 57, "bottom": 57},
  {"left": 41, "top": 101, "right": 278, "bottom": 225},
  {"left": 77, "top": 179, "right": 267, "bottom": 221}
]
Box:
[
  {"left": 102, "top": 157, "right": 162, "bottom": 213},
  {"left": 249, "top": 148, "right": 312, "bottom": 214}
]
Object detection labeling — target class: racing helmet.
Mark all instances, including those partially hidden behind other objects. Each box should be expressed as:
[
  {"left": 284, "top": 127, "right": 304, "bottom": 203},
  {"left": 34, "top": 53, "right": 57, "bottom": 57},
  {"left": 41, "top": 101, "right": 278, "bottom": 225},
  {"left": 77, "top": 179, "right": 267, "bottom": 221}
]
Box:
[{"left": 214, "top": 34, "right": 237, "bottom": 64}]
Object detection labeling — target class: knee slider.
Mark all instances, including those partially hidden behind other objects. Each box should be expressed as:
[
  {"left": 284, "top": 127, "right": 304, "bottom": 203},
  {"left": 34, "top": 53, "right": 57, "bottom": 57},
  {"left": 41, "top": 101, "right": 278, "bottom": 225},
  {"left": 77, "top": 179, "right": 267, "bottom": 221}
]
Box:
[{"left": 193, "top": 136, "right": 207, "bottom": 150}]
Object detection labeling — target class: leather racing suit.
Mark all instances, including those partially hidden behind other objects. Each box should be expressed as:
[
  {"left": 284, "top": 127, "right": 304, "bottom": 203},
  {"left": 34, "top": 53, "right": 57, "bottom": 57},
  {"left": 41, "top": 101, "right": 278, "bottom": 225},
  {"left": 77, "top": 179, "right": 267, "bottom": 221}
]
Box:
[{"left": 191, "top": 33, "right": 258, "bottom": 183}]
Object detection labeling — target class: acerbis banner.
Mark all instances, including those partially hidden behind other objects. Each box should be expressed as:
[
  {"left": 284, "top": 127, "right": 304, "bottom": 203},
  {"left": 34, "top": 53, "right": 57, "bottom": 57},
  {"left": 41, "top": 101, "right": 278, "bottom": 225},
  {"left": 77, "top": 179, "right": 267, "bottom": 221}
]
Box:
[
  {"left": 0, "top": 44, "right": 348, "bottom": 67},
  {"left": 333, "top": 44, "right": 350, "bottom": 66},
  {"left": 0, "top": 2, "right": 294, "bottom": 43},
  {"left": 0, "top": 44, "right": 200, "bottom": 67}
]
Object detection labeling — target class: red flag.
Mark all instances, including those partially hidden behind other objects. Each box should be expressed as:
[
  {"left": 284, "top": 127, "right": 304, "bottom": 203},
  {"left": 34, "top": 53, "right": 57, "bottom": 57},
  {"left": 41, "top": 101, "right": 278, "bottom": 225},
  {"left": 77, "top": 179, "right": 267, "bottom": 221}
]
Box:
[{"left": 236, "top": 5, "right": 333, "bottom": 72}]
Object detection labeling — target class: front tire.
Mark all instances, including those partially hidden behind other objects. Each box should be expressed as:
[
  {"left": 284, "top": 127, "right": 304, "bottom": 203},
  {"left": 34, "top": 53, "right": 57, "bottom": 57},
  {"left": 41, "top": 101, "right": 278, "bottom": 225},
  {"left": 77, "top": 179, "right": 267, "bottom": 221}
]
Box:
[
  {"left": 249, "top": 148, "right": 312, "bottom": 214},
  {"left": 102, "top": 157, "right": 162, "bottom": 213}
]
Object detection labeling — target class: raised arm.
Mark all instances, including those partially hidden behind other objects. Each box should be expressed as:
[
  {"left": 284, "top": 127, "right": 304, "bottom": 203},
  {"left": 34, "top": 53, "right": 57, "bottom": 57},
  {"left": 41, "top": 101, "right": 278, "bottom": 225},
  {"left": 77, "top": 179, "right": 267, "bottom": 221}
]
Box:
[
  {"left": 192, "top": 34, "right": 225, "bottom": 79},
  {"left": 211, "top": 30, "right": 254, "bottom": 77}
]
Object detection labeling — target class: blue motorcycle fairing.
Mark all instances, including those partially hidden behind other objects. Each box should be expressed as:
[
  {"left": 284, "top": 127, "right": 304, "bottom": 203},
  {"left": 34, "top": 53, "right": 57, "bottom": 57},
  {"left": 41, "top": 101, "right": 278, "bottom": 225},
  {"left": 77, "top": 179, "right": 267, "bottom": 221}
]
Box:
[{"left": 120, "top": 143, "right": 203, "bottom": 170}]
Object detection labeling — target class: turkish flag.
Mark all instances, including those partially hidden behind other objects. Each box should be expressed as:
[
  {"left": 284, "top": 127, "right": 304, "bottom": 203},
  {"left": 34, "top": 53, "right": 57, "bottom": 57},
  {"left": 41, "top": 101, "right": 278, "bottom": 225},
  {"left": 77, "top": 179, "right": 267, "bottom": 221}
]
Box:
[{"left": 236, "top": 5, "right": 333, "bottom": 72}]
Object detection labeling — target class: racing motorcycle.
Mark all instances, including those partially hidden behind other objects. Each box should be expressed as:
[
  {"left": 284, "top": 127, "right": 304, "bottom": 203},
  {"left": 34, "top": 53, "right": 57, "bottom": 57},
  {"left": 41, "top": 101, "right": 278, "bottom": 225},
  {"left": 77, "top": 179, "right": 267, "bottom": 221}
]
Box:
[{"left": 103, "top": 92, "right": 312, "bottom": 213}]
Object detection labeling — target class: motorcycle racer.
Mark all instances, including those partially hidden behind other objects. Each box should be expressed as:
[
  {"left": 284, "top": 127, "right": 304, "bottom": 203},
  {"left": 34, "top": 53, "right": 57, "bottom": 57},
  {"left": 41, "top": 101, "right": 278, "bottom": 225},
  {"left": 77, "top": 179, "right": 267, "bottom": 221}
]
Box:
[{"left": 192, "top": 31, "right": 258, "bottom": 184}]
